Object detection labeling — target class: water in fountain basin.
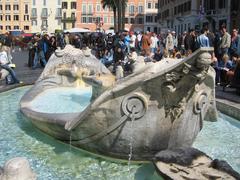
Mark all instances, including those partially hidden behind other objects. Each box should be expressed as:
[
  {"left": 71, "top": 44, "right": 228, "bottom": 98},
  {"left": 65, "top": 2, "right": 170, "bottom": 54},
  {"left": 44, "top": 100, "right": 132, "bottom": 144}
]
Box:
[
  {"left": 0, "top": 86, "right": 161, "bottom": 180},
  {"left": 29, "top": 87, "right": 92, "bottom": 114},
  {"left": 0, "top": 86, "right": 239, "bottom": 180}
]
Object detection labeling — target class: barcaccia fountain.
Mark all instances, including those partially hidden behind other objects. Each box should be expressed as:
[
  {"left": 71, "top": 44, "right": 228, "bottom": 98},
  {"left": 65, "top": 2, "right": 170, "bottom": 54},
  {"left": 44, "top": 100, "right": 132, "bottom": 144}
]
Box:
[{"left": 20, "top": 45, "right": 218, "bottom": 160}]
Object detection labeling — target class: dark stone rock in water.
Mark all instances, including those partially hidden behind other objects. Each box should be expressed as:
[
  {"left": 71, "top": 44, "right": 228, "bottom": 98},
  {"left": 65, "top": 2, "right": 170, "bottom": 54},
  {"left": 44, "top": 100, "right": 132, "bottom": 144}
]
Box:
[
  {"left": 154, "top": 147, "right": 208, "bottom": 166},
  {"left": 210, "top": 159, "right": 240, "bottom": 180},
  {"left": 153, "top": 148, "right": 240, "bottom": 180}
]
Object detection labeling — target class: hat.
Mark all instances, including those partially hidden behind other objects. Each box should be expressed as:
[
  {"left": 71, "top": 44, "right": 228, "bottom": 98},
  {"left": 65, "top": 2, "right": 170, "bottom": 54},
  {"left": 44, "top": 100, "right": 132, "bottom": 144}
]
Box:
[{"left": 172, "top": 31, "right": 176, "bottom": 34}]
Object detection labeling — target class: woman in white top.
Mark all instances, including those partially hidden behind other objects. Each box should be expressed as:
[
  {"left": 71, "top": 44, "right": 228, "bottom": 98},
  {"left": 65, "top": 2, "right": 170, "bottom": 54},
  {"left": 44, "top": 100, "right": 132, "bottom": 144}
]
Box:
[{"left": 0, "top": 45, "right": 21, "bottom": 84}]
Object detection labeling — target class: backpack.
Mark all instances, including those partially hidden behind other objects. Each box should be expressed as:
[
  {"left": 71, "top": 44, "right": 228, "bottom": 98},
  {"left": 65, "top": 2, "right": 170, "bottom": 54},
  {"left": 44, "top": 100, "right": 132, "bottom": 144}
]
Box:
[{"left": 6, "top": 74, "right": 14, "bottom": 85}]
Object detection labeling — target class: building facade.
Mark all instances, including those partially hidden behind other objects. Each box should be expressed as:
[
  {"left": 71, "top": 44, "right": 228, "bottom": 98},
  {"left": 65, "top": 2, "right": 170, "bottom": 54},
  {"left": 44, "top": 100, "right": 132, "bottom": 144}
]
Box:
[
  {"left": 76, "top": 0, "right": 145, "bottom": 32},
  {"left": 31, "top": 0, "right": 62, "bottom": 33},
  {"left": 62, "top": 0, "right": 77, "bottom": 30},
  {"left": 144, "top": 0, "right": 159, "bottom": 33},
  {"left": 0, "top": 0, "right": 31, "bottom": 33},
  {"left": 231, "top": 0, "right": 240, "bottom": 30},
  {"left": 158, "top": 0, "right": 231, "bottom": 34}
]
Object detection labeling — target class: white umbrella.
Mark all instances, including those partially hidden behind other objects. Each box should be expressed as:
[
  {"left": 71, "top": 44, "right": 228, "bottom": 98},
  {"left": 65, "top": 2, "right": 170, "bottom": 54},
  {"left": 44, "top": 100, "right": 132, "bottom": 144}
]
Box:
[{"left": 64, "top": 28, "right": 91, "bottom": 33}]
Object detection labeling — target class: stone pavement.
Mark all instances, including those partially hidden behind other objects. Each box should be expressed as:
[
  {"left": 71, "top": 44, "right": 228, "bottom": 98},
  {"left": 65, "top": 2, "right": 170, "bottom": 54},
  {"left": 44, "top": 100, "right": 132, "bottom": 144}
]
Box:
[
  {"left": 0, "top": 50, "right": 239, "bottom": 120},
  {"left": 0, "top": 50, "right": 42, "bottom": 92}
]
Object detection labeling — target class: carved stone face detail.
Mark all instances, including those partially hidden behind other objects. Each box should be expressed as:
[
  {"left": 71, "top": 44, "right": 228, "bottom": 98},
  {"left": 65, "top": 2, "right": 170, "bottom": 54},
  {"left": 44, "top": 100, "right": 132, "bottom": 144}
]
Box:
[{"left": 196, "top": 53, "right": 212, "bottom": 71}]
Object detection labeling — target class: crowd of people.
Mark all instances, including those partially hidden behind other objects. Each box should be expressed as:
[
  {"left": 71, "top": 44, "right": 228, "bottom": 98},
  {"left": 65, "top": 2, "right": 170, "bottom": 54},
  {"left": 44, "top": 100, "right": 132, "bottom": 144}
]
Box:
[{"left": 0, "top": 25, "right": 240, "bottom": 93}]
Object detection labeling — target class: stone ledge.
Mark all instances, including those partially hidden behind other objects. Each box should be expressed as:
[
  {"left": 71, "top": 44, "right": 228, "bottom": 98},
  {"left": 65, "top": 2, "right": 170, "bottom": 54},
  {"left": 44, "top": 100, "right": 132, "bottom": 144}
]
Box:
[{"left": 216, "top": 98, "right": 240, "bottom": 121}]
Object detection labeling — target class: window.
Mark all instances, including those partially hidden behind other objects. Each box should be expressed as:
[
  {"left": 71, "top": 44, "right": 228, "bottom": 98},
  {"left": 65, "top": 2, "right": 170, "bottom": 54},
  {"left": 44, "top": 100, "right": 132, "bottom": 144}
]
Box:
[
  {"left": 125, "top": 18, "right": 128, "bottom": 24},
  {"left": 63, "top": 12, "right": 66, "bottom": 18},
  {"left": 0, "top": 26, "right": 3, "bottom": 30},
  {"left": 88, "top": 17, "right": 93, "bottom": 23},
  {"left": 155, "top": 3, "right": 158, "bottom": 9},
  {"left": 32, "top": 8, "right": 37, "bottom": 17},
  {"left": 41, "top": 8, "right": 48, "bottom": 17},
  {"left": 0, "top": 5, "right": 2, "bottom": 10},
  {"left": 24, "top": 15, "right": 29, "bottom": 21},
  {"left": 104, "top": 16, "right": 108, "bottom": 23},
  {"left": 96, "top": 4, "right": 101, "bottom": 12},
  {"left": 219, "top": 0, "right": 226, "bottom": 9},
  {"left": 188, "top": 23, "right": 191, "bottom": 30},
  {"left": 5, "top": 5, "right": 11, "bottom": 11},
  {"left": 71, "top": 13, "right": 75, "bottom": 19},
  {"left": 14, "top": 15, "right": 19, "bottom": 21},
  {"left": 6, "top": 26, "right": 11, "bottom": 30},
  {"left": 24, "top": 26, "right": 29, "bottom": 30},
  {"left": 0, "top": 15, "right": 2, "bottom": 21},
  {"left": 147, "top": 2, "right": 151, "bottom": 9},
  {"left": 32, "top": 20, "right": 37, "bottom": 26},
  {"left": 154, "top": 16, "right": 158, "bottom": 23},
  {"left": 14, "top": 26, "right": 19, "bottom": 29},
  {"left": 25, "top": 4, "right": 28, "bottom": 14},
  {"left": 42, "top": 20, "right": 48, "bottom": 26},
  {"left": 82, "top": 4, "right": 86, "bottom": 13},
  {"left": 138, "top": 17, "right": 143, "bottom": 24},
  {"left": 146, "top": 16, "right": 153, "bottom": 23},
  {"left": 58, "top": 0, "right": 61, "bottom": 6},
  {"left": 33, "top": 0, "right": 36, "bottom": 6},
  {"left": 5, "top": 15, "right": 11, "bottom": 21},
  {"left": 111, "top": 17, "right": 114, "bottom": 24},
  {"left": 62, "top": 2, "right": 68, "bottom": 9},
  {"left": 81, "top": 17, "right": 87, "bottom": 23},
  {"left": 129, "top": 5, "right": 134, "bottom": 15},
  {"left": 13, "top": 5, "right": 19, "bottom": 11},
  {"left": 43, "top": 0, "right": 46, "bottom": 6},
  {"left": 138, "top": 6, "right": 143, "bottom": 13},
  {"left": 88, "top": 4, "right": 93, "bottom": 14},
  {"left": 130, "top": 18, "right": 135, "bottom": 24},
  {"left": 56, "top": 8, "right": 61, "bottom": 17},
  {"left": 71, "top": 2, "right": 76, "bottom": 9}
]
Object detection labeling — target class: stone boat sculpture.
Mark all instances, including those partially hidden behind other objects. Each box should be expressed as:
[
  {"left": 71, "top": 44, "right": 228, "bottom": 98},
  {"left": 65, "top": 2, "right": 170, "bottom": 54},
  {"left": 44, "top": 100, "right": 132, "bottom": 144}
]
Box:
[{"left": 20, "top": 45, "right": 217, "bottom": 161}]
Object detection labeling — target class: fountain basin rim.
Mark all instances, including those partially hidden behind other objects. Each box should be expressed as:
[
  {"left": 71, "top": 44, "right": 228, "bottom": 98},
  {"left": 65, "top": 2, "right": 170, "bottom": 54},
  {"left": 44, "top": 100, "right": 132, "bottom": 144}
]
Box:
[{"left": 20, "top": 107, "right": 80, "bottom": 125}]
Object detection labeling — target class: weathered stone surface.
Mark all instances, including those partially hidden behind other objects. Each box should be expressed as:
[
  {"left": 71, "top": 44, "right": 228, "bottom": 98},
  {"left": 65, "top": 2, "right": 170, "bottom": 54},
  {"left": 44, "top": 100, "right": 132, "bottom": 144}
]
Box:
[
  {"left": 154, "top": 148, "right": 240, "bottom": 180},
  {"left": 20, "top": 46, "right": 217, "bottom": 160},
  {"left": 1, "top": 157, "right": 36, "bottom": 180}
]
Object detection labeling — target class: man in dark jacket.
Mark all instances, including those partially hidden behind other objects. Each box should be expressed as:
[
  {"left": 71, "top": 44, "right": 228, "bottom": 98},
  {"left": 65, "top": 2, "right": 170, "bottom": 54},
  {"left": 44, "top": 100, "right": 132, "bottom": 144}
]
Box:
[
  {"left": 184, "top": 29, "right": 196, "bottom": 52},
  {"left": 32, "top": 35, "right": 47, "bottom": 69}
]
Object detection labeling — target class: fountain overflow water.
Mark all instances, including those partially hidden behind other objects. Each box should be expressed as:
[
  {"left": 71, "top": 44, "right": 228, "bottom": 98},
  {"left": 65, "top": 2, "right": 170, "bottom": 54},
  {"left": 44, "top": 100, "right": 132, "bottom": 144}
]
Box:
[{"left": 128, "top": 106, "right": 137, "bottom": 173}]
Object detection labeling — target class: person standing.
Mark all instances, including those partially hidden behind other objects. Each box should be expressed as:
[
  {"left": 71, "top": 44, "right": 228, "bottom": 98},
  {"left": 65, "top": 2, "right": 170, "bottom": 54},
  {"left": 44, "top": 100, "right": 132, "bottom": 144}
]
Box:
[
  {"left": 136, "top": 32, "right": 142, "bottom": 52},
  {"left": 230, "top": 28, "right": 240, "bottom": 56},
  {"left": 129, "top": 31, "right": 136, "bottom": 49},
  {"left": 150, "top": 33, "right": 159, "bottom": 54},
  {"left": 32, "top": 35, "right": 47, "bottom": 69},
  {"left": 141, "top": 32, "right": 152, "bottom": 56},
  {"left": 219, "top": 26, "right": 231, "bottom": 56},
  {"left": 165, "top": 30, "right": 174, "bottom": 55},
  {"left": 196, "top": 27, "right": 210, "bottom": 48}
]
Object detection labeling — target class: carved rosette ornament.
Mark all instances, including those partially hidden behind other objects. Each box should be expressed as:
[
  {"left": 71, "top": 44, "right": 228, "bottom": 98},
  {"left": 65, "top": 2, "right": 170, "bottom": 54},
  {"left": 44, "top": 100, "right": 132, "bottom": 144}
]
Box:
[
  {"left": 121, "top": 93, "right": 148, "bottom": 119},
  {"left": 194, "top": 91, "right": 209, "bottom": 129}
]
